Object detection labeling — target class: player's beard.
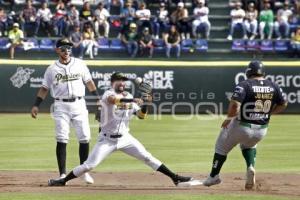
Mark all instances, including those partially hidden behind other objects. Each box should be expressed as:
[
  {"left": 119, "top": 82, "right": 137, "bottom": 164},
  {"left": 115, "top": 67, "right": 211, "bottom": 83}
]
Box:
[
  {"left": 112, "top": 82, "right": 125, "bottom": 93},
  {"left": 59, "top": 50, "right": 71, "bottom": 63}
]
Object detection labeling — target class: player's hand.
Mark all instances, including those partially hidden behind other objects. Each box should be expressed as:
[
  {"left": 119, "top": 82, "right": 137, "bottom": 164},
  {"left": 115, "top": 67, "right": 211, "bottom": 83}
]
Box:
[
  {"left": 221, "top": 119, "right": 232, "bottom": 129},
  {"left": 133, "top": 98, "right": 143, "bottom": 106},
  {"left": 31, "top": 106, "right": 39, "bottom": 119}
]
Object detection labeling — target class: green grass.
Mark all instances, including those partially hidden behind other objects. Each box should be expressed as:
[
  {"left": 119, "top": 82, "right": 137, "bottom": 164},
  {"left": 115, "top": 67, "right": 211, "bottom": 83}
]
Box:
[
  {"left": 0, "top": 114, "right": 299, "bottom": 173},
  {"left": 0, "top": 194, "right": 294, "bottom": 200},
  {"left": 0, "top": 114, "right": 299, "bottom": 200}
]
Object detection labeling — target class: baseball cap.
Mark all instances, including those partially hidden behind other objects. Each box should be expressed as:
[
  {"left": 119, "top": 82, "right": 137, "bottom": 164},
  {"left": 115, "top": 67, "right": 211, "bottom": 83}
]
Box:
[
  {"left": 129, "top": 23, "right": 137, "bottom": 28},
  {"left": 13, "top": 23, "right": 19, "bottom": 28},
  {"left": 198, "top": 0, "right": 205, "bottom": 4},
  {"left": 160, "top": 2, "right": 165, "bottom": 7},
  {"left": 143, "top": 27, "right": 149, "bottom": 32},
  {"left": 56, "top": 38, "right": 73, "bottom": 48},
  {"left": 178, "top": 2, "right": 184, "bottom": 7},
  {"left": 111, "top": 72, "right": 129, "bottom": 82}
]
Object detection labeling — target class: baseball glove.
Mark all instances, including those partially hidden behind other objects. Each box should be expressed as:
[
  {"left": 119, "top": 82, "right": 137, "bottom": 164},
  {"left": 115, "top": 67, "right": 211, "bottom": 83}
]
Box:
[
  {"left": 138, "top": 82, "right": 152, "bottom": 94},
  {"left": 138, "top": 82, "right": 152, "bottom": 102}
]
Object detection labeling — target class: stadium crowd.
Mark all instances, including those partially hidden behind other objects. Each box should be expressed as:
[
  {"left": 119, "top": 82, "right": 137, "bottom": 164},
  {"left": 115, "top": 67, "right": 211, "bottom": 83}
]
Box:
[{"left": 0, "top": 0, "right": 299, "bottom": 58}]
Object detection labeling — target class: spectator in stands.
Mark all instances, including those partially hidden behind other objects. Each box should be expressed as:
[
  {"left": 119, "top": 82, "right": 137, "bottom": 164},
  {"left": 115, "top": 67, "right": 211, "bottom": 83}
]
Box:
[
  {"left": 69, "top": 23, "right": 84, "bottom": 59},
  {"left": 120, "top": 0, "right": 135, "bottom": 24},
  {"left": 154, "top": 2, "right": 169, "bottom": 39},
  {"left": 94, "top": 2, "right": 110, "bottom": 38},
  {"left": 192, "top": 0, "right": 210, "bottom": 39},
  {"left": 80, "top": 0, "right": 93, "bottom": 28},
  {"left": 291, "top": 26, "right": 300, "bottom": 57},
  {"left": 164, "top": 25, "right": 181, "bottom": 58},
  {"left": 244, "top": 2, "right": 258, "bottom": 40},
  {"left": 171, "top": 2, "right": 190, "bottom": 39},
  {"left": 82, "top": 24, "right": 98, "bottom": 59},
  {"left": 37, "top": 2, "right": 53, "bottom": 37},
  {"left": 122, "top": 22, "right": 138, "bottom": 58},
  {"left": 0, "top": 8, "right": 8, "bottom": 37},
  {"left": 136, "top": 2, "right": 152, "bottom": 34},
  {"left": 139, "top": 27, "right": 154, "bottom": 58},
  {"left": 259, "top": 2, "right": 274, "bottom": 39},
  {"left": 8, "top": 23, "right": 24, "bottom": 59},
  {"left": 119, "top": 0, "right": 136, "bottom": 38},
  {"left": 66, "top": 4, "right": 80, "bottom": 34},
  {"left": 106, "top": 0, "right": 124, "bottom": 14},
  {"left": 274, "top": 1, "right": 293, "bottom": 39},
  {"left": 227, "top": 1, "right": 247, "bottom": 40},
  {"left": 20, "top": 0, "right": 39, "bottom": 37},
  {"left": 53, "top": 0, "right": 68, "bottom": 36}
]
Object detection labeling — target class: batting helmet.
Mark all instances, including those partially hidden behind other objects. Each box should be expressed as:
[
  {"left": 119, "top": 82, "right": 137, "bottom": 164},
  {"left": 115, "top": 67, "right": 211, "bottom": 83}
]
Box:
[{"left": 245, "top": 60, "right": 265, "bottom": 78}]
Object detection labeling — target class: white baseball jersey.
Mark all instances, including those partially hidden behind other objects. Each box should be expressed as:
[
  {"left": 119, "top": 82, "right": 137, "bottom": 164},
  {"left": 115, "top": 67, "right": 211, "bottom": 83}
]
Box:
[
  {"left": 193, "top": 7, "right": 209, "bottom": 22},
  {"left": 42, "top": 57, "right": 92, "bottom": 98},
  {"left": 231, "top": 8, "right": 246, "bottom": 23},
  {"left": 100, "top": 89, "right": 140, "bottom": 136}
]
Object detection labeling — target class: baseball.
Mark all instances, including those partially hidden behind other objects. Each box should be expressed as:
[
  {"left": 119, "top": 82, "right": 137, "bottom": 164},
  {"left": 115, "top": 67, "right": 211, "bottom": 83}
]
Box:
[{"left": 135, "top": 77, "right": 143, "bottom": 84}]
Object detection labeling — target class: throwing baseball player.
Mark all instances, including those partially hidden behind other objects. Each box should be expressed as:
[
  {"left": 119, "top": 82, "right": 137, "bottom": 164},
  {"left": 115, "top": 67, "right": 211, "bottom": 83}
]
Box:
[
  {"left": 31, "top": 38, "right": 100, "bottom": 184},
  {"left": 202, "top": 61, "right": 287, "bottom": 190},
  {"left": 48, "top": 72, "right": 196, "bottom": 187}
]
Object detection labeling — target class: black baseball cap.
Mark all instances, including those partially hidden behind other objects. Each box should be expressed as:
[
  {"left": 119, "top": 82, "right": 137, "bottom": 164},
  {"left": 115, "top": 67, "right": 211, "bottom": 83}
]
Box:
[
  {"left": 56, "top": 38, "right": 73, "bottom": 48},
  {"left": 111, "top": 72, "right": 129, "bottom": 82}
]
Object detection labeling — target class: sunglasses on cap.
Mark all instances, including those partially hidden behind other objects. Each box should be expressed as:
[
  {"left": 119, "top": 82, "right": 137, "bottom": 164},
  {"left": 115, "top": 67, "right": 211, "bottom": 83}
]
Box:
[{"left": 59, "top": 45, "right": 72, "bottom": 52}]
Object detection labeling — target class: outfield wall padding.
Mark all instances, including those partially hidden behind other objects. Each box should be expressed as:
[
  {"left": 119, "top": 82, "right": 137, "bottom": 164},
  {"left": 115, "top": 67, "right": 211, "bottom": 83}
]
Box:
[{"left": 1, "top": 64, "right": 300, "bottom": 113}]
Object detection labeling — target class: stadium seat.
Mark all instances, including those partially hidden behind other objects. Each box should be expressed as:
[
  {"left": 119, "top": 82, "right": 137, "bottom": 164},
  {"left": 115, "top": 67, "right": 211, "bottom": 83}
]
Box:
[
  {"left": 25, "top": 38, "right": 39, "bottom": 51},
  {"left": 110, "top": 38, "right": 125, "bottom": 51},
  {"left": 97, "top": 38, "right": 110, "bottom": 52},
  {"left": 195, "top": 39, "right": 208, "bottom": 52},
  {"left": 260, "top": 40, "right": 273, "bottom": 52},
  {"left": 232, "top": 39, "right": 246, "bottom": 51},
  {"left": 39, "top": 38, "right": 54, "bottom": 51},
  {"left": 274, "top": 40, "right": 289, "bottom": 52},
  {"left": 153, "top": 39, "right": 165, "bottom": 53},
  {"left": 0, "top": 38, "right": 10, "bottom": 50},
  {"left": 181, "top": 39, "right": 194, "bottom": 53},
  {"left": 246, "top": 40, "right": 259, "bottom": 51}
]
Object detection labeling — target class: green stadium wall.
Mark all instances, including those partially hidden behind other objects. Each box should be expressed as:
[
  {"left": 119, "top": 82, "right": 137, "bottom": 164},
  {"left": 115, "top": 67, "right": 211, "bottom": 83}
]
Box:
[{"left": 1, "top": 62, "right": 300, "bottom": 113}]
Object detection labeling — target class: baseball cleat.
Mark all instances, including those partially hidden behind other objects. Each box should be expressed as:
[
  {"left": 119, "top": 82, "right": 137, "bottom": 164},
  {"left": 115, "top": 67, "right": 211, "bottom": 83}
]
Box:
[
  {"left": 82, "top": 173, "right": 94, "bottom": 184},
  {"left": 245, "top": 166, "right": 255, "bottom": 190},
  {"left": 173, "top": 174, "right": 193, "bottom": 186},
  {"left": 48, "top": 178, "right": 66, "bottom": 186},
  {"left": 202, "top": 175, "right": 221, "bottom": 187}
]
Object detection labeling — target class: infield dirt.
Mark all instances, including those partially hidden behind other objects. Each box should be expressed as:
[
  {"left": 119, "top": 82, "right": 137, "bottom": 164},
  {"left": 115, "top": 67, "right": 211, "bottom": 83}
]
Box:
[{"left": 0, "top": 171, "right": 299, "bottom": 198}]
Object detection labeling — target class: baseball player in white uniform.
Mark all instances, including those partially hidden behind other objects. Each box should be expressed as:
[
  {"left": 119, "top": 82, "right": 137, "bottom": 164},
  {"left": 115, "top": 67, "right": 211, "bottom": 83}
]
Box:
[
  {"left": 48, "top": 72, "right": 197, "bottom": 187},
  {"left": 31, "top": 39, "right": 100, "bottom": 184}
]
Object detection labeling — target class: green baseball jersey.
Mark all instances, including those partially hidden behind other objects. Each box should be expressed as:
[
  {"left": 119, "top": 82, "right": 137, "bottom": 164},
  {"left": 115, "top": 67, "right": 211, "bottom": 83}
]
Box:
[{"left": 259, "top": 9, "right": 274, "bottom": 23}]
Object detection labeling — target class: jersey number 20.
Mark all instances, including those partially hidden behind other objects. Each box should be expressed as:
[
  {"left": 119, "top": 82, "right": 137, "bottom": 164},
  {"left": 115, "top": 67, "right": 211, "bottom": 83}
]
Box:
[{"left": 254, "top": 100, "right": 272, "bottom": 113}]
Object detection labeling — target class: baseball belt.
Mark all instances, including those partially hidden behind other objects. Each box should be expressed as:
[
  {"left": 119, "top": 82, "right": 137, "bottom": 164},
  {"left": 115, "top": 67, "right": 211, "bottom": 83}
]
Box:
[
  {"left": 55, "top": 97, "right": 82, "bottom": 102},
  {"left": 239, "top": 121, "right": 268, "bottom": 129},
  {"left": 103, "top": 134, "right": 123, "bottom": 138}
]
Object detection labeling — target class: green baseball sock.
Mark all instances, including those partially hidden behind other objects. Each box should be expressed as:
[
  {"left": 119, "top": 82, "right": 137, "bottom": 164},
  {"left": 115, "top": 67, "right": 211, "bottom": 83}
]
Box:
[
  {"left": 242, "top": 148, "right": 256, "bottom": 168},
  {"left": 210, "top": 153, "right": 227, "bottom": 177}
]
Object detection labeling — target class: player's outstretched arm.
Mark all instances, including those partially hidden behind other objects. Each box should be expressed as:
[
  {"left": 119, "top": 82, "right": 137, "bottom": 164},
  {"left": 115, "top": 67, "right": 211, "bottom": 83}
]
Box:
[{"left": 31, "top": 87, "right": 48, "bottom": 119}]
